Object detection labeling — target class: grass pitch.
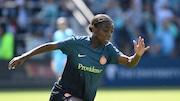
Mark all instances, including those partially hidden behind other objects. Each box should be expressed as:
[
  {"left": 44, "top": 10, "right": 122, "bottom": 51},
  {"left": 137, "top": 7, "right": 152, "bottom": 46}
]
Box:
[{"left": 0, "top": 88, "right": 180, "bottom": 101}]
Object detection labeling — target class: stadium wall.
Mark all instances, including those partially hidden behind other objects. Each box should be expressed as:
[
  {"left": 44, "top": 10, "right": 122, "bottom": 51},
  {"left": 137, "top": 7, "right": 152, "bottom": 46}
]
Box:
[
  {"left": 0, "top": 59, "right": 56, "bottom": 88},
  {"left": 103, "top": 57, "right": 180, "bottom": 88},
  {"left": 0, "top": 58, "right": 180, "bottom": 88}
]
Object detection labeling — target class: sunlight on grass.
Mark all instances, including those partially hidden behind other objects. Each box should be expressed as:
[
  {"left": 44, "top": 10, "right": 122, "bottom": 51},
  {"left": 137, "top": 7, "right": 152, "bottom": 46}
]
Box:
[
  {"left": 95, "top": 89, "right": 180, "bottom": 101},
  {"left": 0, "top": 89, "right": 180, "bottom": 101},
  {"left": 0, "top": 90, "right": 50, "bottom": 101}
]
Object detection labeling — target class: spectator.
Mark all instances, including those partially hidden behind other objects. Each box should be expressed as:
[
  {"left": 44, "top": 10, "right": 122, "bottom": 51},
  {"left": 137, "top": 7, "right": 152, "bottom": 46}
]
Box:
[
  {"left": 36, "top": 0, "right": 59, "bottom": 26},
  {"left": 154, "top": 1, "right": 174, "bottom": 26},
  {"left": 0, "top": 23, "right": 14, "bottom": 60},
  {"left": 155, "top": 19, "right": 176, "bottom": 57},
  {"left": 51, "top": 17, "right": 74, "bottom": 78},
  {"left": 25, "top": 29, "right": 46, "bottom": 60},
  {"left": 16, "top": 0, "right": 29, "bottom": 33}
]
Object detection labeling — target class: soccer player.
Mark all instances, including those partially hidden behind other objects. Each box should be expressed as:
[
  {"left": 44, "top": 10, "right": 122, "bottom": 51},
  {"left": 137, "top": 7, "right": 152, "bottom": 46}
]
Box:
[{"left": 8, "top": 14, "right": 150, "bottom": 101}]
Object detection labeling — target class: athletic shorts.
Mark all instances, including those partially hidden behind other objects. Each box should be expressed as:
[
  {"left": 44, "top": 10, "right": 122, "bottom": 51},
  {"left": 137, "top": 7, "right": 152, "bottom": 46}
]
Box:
[{"left": 49, "top": 82, "right": 83, "bottom": 101}]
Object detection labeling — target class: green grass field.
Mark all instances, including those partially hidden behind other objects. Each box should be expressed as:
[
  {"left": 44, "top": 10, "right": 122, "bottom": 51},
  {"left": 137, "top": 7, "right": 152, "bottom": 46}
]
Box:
[{"left": 0, "top": 88, "right": 180, "bottom": 101}]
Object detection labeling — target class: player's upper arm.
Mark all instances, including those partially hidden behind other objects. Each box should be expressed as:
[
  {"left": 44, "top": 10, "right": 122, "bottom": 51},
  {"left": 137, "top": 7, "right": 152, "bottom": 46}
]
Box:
[{"left": 47, "top": 41, "right": 60, "bottom": 50}]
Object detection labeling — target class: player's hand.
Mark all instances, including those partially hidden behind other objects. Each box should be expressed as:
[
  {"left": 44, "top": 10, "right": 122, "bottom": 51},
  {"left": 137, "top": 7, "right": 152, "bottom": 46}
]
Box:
[
  {"left": 133, "top": 36, "right": 150, "bottom": 56},
  {"left": 8, "top": 56, "right": 25, "bottom": 70}
]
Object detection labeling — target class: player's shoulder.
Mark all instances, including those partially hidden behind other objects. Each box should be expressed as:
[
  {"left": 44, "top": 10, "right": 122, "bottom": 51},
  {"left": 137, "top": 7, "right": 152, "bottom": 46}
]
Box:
[
  {"left": 72, "top": 35, "right": 90, "bottom": 41},
  {"left": 63, "top": 35, "right": 90, "bottom": 44},
  {"left": 105, "top": 42, "right": 114, "bottom": 48},
  {"left": 105, "top": 42, "right": 120, "bottom": 52}
]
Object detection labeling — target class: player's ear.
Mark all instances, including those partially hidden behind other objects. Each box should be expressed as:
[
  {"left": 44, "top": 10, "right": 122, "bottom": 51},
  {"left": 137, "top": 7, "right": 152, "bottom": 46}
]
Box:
[
  {"left": 89, "top": 24, "right": 93, "bottom": 32},
  {"left": 89, "top": 24, "right": 97, "bottom": 33}
]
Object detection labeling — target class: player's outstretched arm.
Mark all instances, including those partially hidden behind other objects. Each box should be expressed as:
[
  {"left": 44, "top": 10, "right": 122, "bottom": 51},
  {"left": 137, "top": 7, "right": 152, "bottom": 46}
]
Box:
[
  {"left": 8, "top": 42, "right": 59, "bottom": 70},
  {"left": 118, "top": 36, "right": 150, "bottom": 67}
]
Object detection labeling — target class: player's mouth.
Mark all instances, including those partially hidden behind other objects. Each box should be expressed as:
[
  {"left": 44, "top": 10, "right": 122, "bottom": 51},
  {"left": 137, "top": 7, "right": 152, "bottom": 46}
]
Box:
[{"left": 104, "top": 39, "right": 110, "bottom": 44}]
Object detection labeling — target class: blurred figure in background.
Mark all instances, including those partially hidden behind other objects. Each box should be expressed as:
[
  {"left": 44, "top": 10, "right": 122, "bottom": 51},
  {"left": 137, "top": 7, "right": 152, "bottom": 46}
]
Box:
[
  {"left": 0, "top": 23, "right": 14, "bottom": 60},
  {"left": 51, "top": 17, "right": 74, "bottom": 78},
  {"left": 154, "top": 19, "right": 177, "bottom": 57},
  {"left": 35, "top": 0, "right": 59, "bottom": 26},
  {"left": 25, "top": 29, "right": 46, "bottom": 60}
]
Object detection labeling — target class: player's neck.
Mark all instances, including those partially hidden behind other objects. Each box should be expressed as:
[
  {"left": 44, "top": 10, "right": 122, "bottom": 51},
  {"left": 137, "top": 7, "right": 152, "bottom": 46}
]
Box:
[{"left": 90, "top": 37, "right": 103, "bottom": 48}]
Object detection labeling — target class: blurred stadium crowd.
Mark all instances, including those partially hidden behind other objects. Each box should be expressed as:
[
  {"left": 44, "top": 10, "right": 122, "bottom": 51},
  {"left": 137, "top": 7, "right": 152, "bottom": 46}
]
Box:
[{"left": 0, "top": 0, "right": 180, "bottom": 60}]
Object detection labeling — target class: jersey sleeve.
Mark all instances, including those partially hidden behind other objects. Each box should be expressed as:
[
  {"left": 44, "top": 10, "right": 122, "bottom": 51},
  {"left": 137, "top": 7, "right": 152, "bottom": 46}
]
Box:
[
  {"left": 108, "top": 44, "right": 122, "bottom": 64},
  {"left": 56, "top": 35, "right": 76, "bottom": 55}
]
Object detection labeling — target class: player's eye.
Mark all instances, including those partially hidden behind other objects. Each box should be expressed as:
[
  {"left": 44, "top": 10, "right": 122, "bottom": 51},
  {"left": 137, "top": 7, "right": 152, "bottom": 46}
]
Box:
[{"left": 103, "top": 29, "right": 109, "bottom": 33}]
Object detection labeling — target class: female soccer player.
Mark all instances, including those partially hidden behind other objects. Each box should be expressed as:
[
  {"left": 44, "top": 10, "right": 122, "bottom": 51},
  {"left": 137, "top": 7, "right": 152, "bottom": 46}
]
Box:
[{"left": 8, "top": 14, "right": 150, "bottom": 101}]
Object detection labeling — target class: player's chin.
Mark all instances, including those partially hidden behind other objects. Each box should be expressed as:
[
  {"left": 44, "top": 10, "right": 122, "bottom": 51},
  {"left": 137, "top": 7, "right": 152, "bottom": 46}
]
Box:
[{"left": 103, "top": 40, "right": 109, "bottom": 45}]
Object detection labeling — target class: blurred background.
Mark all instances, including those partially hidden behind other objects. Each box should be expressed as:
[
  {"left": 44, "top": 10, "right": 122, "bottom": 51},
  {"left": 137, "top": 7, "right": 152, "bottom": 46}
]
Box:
[{"left": 0, "top": 0, "right": 180, "bottom": 100}]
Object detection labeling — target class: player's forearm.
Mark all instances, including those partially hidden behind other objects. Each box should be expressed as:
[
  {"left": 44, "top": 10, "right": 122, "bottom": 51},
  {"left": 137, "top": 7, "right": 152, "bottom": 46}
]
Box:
[
  {"left": 21, "top": 43, "right": 57, "bottom": 60},
  {"left": 127, "top": 53, "right": 141, "bottom": 68}
]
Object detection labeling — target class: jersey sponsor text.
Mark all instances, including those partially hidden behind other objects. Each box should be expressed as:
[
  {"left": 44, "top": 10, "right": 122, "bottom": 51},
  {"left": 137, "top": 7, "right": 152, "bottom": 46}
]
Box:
[{"left": 78, "top": 63, "right": 103, "bottom": 73}]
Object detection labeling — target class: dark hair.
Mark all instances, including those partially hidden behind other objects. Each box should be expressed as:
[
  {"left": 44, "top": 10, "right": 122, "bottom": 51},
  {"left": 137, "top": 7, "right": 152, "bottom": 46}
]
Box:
[{"left": 89, "top": 14, "right": 113, "bottom": 32}]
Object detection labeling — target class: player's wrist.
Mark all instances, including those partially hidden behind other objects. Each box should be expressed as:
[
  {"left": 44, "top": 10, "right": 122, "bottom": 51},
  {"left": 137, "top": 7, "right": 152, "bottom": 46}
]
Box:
[{"left": 134, "top": 53, "right": 142, "bottom": 59}]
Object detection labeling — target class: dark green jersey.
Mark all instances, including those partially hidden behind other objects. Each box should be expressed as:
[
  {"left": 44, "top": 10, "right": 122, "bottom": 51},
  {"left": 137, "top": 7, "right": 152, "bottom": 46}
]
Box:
[{"left": 56, "top": 35, "right": 121, "bottom": 101}]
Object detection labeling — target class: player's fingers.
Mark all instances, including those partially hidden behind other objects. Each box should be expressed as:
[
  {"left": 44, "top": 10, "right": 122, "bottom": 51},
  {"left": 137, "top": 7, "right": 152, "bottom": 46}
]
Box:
[
  {"left": 11, "top": 66, "right": 15, "bottom": 70},
  {"left": 8, "top": 64, "right": 14, "bottom": 70},
  {"left": 8, "top": 60, "right": 16, "bottom": 70},
  {"left": 141, "top": 38, "right": 144, "bottom": 43},
  {"left": 9, "top": 65, "right": 16, "bottom": 70},
  {"left": 141, "top": 39, "right": 145, "bottom": 46},
  {"left": 8, "top": 60, "right": 13, "bottom": 70},
  {"left": 133, "top": 40, "right": 137, "bottom": 47},
  {"left": 138, "top": 38, "right": 146, "bottom": 48},
  {"left": 145, "top": 46, "right": 150, "bottom": 51},
  {"left": 138, "top": 36, "right": 141, "bottom": 44}
]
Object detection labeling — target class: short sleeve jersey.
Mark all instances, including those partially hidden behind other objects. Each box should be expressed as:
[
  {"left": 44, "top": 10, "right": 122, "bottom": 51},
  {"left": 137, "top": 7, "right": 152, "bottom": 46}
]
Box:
[{"left": 56, "top": 35, "right": 121, "bottom": 101}]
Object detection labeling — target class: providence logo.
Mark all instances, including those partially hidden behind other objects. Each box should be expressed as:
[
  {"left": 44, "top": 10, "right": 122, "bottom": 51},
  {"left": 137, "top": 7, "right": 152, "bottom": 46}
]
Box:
[{"left": 78, "top": 63, "right": 103, "bottom": 73}]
